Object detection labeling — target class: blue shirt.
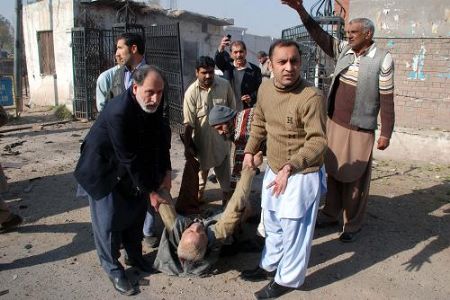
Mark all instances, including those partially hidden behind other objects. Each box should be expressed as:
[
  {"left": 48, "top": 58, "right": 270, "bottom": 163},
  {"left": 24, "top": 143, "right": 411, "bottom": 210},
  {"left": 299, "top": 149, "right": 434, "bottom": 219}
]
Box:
[
  {"left": 124, "top": 58, "right": 146, "bottom": 90},
  {"left": 96, "top": 65, "right": 120, "bottom": 112}
]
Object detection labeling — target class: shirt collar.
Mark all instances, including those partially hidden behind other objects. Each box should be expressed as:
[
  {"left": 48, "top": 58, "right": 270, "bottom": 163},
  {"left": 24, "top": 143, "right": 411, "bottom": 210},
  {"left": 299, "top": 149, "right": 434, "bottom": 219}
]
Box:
[
  {"left": 195, "top": 78, "right": 217, "bottom": 91},
  {"left": 125, "top": 57, "right": 146, "bottom": 72},
  {"left": 233, "top": 61, "right": 252, "bottom": 70},
  {"left": 345, "top": 42, "right": 377, "bottom": 58}
]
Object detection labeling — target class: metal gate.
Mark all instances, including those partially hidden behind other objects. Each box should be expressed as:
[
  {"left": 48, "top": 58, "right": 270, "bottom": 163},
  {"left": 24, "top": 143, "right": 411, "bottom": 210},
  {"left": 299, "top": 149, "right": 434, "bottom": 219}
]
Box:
[
  {"left": 71, "top": 23, "right": 184, "bottom": 131},
  {"left": 282, "top": 16, "right": 345, "bottom": 96},
  {"left": 72, "top": 27, "right": 101, "bottom": 120}
]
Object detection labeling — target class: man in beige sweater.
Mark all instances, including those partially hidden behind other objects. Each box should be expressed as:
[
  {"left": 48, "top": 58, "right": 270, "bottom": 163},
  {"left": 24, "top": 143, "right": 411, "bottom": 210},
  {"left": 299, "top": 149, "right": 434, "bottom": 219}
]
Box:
[{"left": 240, "top": 40, "right": 327, "bottom": 299}]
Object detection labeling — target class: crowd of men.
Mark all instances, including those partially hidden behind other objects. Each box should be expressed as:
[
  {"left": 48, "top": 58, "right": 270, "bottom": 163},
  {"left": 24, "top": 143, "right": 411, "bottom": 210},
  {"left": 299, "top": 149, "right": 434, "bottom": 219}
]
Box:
[
  {"left": 1, "top": 0, "right": 395, "bottom": 299},
  {"left": 80, "top": 0, "right": 394, "bottom": 299}
]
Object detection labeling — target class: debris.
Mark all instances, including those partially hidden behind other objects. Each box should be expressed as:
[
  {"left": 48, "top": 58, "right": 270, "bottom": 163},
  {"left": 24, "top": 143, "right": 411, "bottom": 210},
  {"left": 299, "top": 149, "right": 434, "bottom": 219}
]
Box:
[
  {"left": 24, "top": 244, "right": 33, "bottom": 250},
  {"left": 44, "top": 141, "right": 54, "bottom": 144},
  {"left": 12, "top": 274, "right": 18, "bottom": 280},
  {"left": 138, "top": 278, "right": 150, "bottom": 286},
  {"left": 19, "top": 205, "right": 28, "bottom": 210},
  {"left": 32, "top": 124, "right": 44, "bottom": 131},
  {"left": 4, "top": 141, "right": 26, "bottom": 150},
  {"left": 0, "top": 290, "right": 9, "bottom": 296},
  {"left": 2, "top": 162, "right": 25, "bottom": 169},
  {"left": 0, "top": 120, "right": 72, "bottom": 134}
]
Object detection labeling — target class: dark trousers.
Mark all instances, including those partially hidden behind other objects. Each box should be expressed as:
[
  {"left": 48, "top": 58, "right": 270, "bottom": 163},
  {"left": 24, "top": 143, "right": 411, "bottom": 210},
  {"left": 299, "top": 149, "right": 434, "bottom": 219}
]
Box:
[
  {"left": 88, "top": 187, "right": 147, "bottom": 278},
  {"left": 175, "top": 151, "right": 200, "bottom": 214}
]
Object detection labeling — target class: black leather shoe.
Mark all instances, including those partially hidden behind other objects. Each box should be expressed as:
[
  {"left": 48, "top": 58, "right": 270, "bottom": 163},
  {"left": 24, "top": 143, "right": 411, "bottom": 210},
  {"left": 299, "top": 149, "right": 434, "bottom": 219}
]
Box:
[
  {"left": 254, "top": 280, "right": 294, "bottom": 299},
  {"left": 124, "top": 256, "right": 153, "bottom": 273},
  {"left": 339, "top": 229, "right": 361, "bottom": 243},
  {"left": 0, "top": 214, "right": 23, "bottom": 233},
  {"left": 109, "top": 275, "right": 137, "bottom": 296},
  {"left": 241, "top": 267, "right": 275, "bottom": 282}
]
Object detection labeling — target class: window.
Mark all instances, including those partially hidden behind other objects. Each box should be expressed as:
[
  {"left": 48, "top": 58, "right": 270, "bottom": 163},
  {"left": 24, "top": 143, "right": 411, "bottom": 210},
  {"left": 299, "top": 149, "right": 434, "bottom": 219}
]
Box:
[{"left": 37, "top": 31, "right": 55, "bottom": 75}]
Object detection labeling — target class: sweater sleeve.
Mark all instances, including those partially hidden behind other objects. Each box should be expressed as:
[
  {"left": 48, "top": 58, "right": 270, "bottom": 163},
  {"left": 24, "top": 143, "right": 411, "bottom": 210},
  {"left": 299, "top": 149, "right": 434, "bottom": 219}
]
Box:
[
  {"left": 288, "top": 93, "right": 327, "bottom": 172},
  {"left": 379, "top": 53, "right": 395, "bottom": 139},
  {"left": 212, "top": 167, "right": 255, "bottom": 240},
  {"left": 157, "top": 189, "right": 178, "bottom": 231},
  {"left": 215, "top": 50, "right": 232, "bottom": 73},
  {"left": 244, "top": 90, "right": 266, "bottom": 154}
]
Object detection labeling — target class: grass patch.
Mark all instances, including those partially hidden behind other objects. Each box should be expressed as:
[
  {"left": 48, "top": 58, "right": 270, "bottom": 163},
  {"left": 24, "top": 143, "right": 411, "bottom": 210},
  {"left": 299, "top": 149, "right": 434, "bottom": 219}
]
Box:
[{"left": 53, "top": 105, "right": 73, "bottom": 120}]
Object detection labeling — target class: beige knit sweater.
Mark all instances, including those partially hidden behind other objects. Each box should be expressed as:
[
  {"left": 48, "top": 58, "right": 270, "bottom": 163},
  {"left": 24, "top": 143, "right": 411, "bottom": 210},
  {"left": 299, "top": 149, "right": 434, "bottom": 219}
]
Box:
[{"left": 245, "top": 78, "right": 327, "bottom": 174}]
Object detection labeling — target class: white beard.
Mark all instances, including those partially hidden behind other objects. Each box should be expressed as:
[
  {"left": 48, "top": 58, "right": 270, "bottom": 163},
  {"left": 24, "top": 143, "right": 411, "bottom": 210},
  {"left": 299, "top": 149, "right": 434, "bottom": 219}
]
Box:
[
  {"left": 140, "top": 104, "right": 158, "bottom": 114},
  {"left": 136, "top": 96, "right": 158, "bottom": 114}
]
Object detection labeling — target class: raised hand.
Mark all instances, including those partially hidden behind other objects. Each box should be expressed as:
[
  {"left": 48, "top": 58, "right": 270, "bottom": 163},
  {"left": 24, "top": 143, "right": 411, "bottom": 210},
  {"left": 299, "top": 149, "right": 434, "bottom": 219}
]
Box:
[{"left": 281, "top": 0, "right": 303, "bottom": 10}]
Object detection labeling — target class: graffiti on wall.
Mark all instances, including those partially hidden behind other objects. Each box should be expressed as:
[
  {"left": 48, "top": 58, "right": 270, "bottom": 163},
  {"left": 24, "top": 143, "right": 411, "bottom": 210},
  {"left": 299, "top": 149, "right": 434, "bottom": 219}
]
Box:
[{"left": 407, "top": 45, "right": 427, "bottom": 80}]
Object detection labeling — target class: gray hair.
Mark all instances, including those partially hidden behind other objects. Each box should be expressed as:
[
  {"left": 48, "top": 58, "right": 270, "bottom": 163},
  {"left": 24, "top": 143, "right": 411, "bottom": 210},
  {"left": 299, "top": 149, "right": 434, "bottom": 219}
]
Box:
[
  {"left": 349, "top": 18, "right": 375, "bottom": 37},
  {"left": 177, "top": 235, "right": 207, "bottom": 263},
  {"left": 132, "top": 64, "right": 165, "bottom": 86}
]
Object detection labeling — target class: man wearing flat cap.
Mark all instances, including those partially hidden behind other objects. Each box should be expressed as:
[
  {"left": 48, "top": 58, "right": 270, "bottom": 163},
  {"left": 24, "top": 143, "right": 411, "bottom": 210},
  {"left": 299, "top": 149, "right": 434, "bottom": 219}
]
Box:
[
  {"left": 208, "top": 105, "right": 259, "bottom": 189},
  {"left": 178, "top": 56, "right": 236, "bottom": 213},
  {"left": 209, "top": 105, "right": 267, "bottom": 236}
]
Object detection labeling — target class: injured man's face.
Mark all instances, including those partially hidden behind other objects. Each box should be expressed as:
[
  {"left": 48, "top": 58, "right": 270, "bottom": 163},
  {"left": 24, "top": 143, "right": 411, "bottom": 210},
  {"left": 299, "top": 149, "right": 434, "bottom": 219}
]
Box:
[{"left": 177, "top": 222, "right": 208, "bottom": 263}]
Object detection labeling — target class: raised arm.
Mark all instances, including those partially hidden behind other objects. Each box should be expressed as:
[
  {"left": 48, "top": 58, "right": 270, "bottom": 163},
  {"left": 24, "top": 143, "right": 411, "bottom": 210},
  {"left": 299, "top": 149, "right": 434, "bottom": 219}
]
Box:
[{"left": 282, "top": 0, "right": 336, "bottom": 58}]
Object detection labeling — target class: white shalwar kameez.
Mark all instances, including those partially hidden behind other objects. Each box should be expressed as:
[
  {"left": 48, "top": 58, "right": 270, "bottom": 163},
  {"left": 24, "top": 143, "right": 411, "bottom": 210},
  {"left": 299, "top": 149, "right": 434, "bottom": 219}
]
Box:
[{"left": 259, "top": 166, "right": 327, "bottom": 288}]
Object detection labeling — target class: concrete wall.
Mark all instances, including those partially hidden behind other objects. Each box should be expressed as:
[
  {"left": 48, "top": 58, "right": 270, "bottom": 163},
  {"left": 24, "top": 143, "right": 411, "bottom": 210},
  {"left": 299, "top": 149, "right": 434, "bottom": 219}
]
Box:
[
  {"left": 374, "top": 127, "right": 450, "bottom": 164},
  {"left": 349, "top": 0, "right": 450, "bottom": 38},
  {"left": 376, "top": 38, "right": 450, "bottom": 130},
  {"left": 23, "top": 0, "right": 74, "bottom": 108},
  {"left": 224, "top": 26, "right": 273, "bottom": 65},
  {"left": 347, "top": 0, "right": 450, "bottom": 130}
]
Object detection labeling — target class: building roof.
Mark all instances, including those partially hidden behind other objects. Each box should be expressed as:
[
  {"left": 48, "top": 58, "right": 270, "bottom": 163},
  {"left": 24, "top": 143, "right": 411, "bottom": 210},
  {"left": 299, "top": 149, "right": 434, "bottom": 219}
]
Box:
[{"left": 81, "top": 0, "right": 233, "bottom": 26}]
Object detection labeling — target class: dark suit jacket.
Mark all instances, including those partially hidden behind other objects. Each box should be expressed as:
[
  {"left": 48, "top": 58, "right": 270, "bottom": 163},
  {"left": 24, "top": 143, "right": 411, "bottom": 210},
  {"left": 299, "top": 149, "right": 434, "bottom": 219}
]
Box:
[
  {"left": 74, "top": 88, "right": 171, "bottom": 200},
  {"left": 215, "top": 50, "right": 262, "bottom": 108}
]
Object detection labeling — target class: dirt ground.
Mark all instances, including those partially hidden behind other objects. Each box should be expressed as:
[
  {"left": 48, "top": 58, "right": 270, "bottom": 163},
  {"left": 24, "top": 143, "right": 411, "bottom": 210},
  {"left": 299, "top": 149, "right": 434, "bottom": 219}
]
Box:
[{"left": 0, "top": 107, "right": 449, "bottom": 300}]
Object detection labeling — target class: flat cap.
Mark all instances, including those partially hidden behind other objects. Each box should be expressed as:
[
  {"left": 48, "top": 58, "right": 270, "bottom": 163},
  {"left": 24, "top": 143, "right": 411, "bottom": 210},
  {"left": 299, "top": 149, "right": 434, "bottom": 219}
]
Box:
[{"left": 208, "top": 105, "right": 237, "bottom": 126}]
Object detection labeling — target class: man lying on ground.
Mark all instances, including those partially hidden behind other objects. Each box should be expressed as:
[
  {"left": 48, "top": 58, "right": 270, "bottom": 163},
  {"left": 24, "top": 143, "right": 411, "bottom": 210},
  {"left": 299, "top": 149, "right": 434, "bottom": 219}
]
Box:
[{"left": 152, "top": 151, "right": 263, "bottom": 277}]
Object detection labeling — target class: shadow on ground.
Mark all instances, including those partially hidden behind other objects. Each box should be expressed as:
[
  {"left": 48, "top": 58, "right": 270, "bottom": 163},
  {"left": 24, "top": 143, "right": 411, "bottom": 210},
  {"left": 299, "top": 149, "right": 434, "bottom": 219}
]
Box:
[
  {"left": 4, "top": 172, "right": 85, "bottom": 222},
  {"left": 301, "top": 181, "right": 450, "bottom": 290}
]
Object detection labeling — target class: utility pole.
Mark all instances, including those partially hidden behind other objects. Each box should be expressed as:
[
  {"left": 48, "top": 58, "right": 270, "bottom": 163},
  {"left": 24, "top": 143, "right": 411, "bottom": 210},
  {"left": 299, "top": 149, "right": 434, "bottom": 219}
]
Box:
[{"left": 14, "top": 0, "right": 23, "bottom": 116}]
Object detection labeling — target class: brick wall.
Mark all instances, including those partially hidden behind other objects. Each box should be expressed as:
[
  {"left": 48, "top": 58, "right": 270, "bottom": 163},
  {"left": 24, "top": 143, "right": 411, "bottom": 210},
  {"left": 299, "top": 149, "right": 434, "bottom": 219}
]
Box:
[{"left": 376, "top": 38, "right": 450, "bottom": 130}]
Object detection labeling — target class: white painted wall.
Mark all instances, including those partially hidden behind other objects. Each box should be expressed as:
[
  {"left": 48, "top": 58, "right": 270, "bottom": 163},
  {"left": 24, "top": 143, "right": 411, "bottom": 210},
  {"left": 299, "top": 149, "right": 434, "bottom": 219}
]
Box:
[
  {"left": 23, "top": 0, "right": 74, "bottom": 108},
  {"left": 224, "top": 26, "right": 273, "bottom": 65}
]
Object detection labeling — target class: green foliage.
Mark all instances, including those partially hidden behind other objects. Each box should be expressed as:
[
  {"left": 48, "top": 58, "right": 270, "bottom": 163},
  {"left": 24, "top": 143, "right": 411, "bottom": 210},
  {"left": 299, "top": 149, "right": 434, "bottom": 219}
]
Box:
[
  {"left": 0, "top": 14, "right": 14, "bottom": 54},
  {"left": 53, "top": 105, "right": 73, "bottom": 120}
]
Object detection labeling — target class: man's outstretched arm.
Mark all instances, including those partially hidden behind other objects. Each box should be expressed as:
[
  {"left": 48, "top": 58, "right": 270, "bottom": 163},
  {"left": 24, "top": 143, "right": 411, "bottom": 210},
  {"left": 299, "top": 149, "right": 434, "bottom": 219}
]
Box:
[
  {"left": 151, "top": 188, "right": 177, "bottom": 231},
  {"left": 212, "top": 152, "right": 263, "bottom": 240},
  {"left": 282, "top": 0, "right": 336, "bottom": 58}
]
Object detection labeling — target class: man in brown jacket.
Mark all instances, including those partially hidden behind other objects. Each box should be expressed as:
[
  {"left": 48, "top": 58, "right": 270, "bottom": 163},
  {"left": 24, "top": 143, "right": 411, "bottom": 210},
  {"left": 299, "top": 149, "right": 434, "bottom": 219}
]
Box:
[{"left": 240, "top": 40, "right": 327, "bottom": 299}]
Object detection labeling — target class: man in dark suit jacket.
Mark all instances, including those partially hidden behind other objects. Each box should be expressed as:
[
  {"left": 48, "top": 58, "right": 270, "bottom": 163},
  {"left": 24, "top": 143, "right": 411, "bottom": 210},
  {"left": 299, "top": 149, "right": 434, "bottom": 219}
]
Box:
[
  {"left": 105, "top": 32, "right": 168, "bottom": 248},
  {"left": 215, "top": 38, "right": 262, "bottom": 111},
  {"left": 75, "top": 65, "right": 171, "bottom": 296}
]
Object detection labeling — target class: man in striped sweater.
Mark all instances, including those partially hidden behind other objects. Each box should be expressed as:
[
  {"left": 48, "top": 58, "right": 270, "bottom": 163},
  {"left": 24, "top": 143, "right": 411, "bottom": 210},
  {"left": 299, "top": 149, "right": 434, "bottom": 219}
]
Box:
[
  {"left": 283, "top": 0, "right": 395, "bottom": 243},
  {"left": 240, "top": 39, "right": 327, "bottom": 299}
]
